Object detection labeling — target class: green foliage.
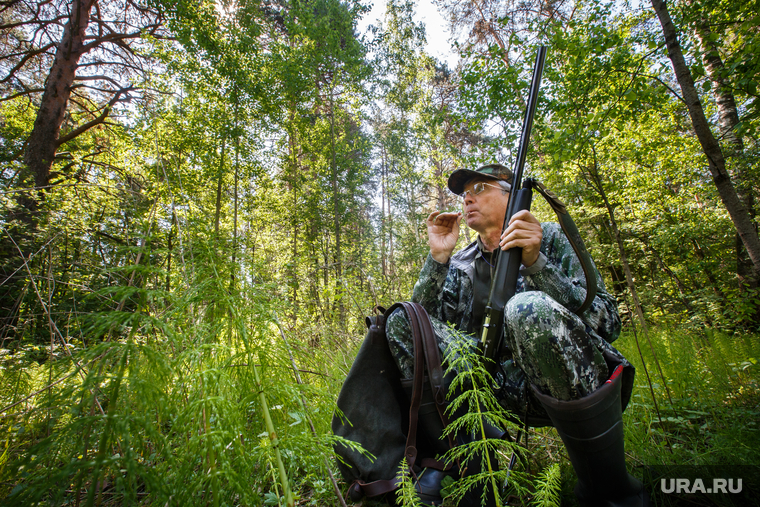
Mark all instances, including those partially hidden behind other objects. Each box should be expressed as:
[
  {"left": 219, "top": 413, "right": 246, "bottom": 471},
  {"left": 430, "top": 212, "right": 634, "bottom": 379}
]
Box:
[
  {"left": 0, "top": 253, "right": 351, "bottom": 505},
  {"left": 531, "top": 463, "right": 562, "bottom": 507},
  {"left": 615, "top": 326, "right": 760, "bottom": 465},
  {"left": 395, "top": 457, "right": 425, "bottom": 507},
  {"left": 2, "top": 0, "right": 760, "bottom": 504},
  {"left": 440, "top": 327, "right": 524, "bottom": 506}
]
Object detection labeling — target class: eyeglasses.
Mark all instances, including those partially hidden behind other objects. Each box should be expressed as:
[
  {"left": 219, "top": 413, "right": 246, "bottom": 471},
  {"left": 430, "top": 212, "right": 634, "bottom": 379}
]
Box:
[{"left": 458, "top": 181, "right": 509, "bottom": 200}]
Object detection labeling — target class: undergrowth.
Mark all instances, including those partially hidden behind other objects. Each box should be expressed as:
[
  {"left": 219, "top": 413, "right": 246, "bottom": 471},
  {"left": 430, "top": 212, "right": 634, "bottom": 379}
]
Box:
[
  {"left": 613, "top": 326, "right": 760, "bottom": 506},
  {"left": 0, "top": 262, "right": 355, "bottom": 506},
  {"left": 2, "top": 295, "right": 758, "bottom": 507},
  {"left": 614, "top": 326, "right": 760, "bottom": 465}
]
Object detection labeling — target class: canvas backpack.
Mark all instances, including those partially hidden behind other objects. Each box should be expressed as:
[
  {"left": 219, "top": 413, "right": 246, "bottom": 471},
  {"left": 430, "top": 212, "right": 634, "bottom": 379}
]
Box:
[
  {"left": 331, "top": 302, "right": 458, "bottom": 503},
  {"left": 332, "top": 301, "right": 507, "bottom": 506}
]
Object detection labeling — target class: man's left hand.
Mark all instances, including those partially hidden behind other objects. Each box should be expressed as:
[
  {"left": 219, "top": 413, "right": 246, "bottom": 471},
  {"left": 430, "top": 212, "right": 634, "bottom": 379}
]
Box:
[{"left": 499, "top": 210, "right": 543, "bottom": 267}]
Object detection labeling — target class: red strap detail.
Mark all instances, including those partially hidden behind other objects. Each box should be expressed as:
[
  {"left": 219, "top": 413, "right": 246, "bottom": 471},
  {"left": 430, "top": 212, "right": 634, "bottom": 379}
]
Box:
[{"left": 605, "top": 364, "right": 624, "bottom": 384}]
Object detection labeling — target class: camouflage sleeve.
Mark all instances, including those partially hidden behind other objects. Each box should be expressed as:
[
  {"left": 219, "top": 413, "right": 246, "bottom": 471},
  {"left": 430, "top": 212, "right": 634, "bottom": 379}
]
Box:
[
  {"left": 411, "top": 253, "right": 451, "bottom": 320},
  {"left": 522, "top": 223, "right": 621, "bottom": 344}
]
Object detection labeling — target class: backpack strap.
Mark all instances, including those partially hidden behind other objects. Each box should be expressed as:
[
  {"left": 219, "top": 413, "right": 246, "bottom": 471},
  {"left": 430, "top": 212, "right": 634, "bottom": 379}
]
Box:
[
  {"left": 348, "top": 477, "right": 399, "bottom": 500},
  {"left": 404, "top": 302, "right": 449, "bottom": 427},
  {"left": 400, "top": 302, "right": 426, "bottom": 470},
  {"left": 399, "top": 303, "right": 455, "bottom": 464},
  {"left": 527, "top": 179, "right": 598, "bottom": 315}
]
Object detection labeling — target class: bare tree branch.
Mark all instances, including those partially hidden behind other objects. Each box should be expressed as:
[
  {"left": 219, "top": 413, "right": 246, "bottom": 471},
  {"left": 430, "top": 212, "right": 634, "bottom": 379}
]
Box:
[
  {"left": 55, "top": 86, "right": 132, "bottom": 147},
  {"left": 0, "top": 87, "right": 44, "bottom": 102}
]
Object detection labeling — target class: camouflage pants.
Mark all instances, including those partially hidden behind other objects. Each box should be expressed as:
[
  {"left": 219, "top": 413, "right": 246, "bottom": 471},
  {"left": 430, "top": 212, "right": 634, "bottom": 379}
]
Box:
[{"left": 385, "top": 291, "right": 610, "bottom": 418}]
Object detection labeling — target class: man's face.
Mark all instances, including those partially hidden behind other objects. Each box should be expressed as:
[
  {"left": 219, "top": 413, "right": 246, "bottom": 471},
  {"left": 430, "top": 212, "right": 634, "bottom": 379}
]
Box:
[{"left": 462, "top": 178, "right": 509, "bottom": 234}]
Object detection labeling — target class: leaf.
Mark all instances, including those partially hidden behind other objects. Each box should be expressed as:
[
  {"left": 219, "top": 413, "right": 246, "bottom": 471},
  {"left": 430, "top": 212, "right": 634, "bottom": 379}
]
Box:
[
  {"left": 288, "top": 411, "right": 303, "bottom": 426},
  {"left": 263, "top": 491, "right": 280, "bottom": 506}
]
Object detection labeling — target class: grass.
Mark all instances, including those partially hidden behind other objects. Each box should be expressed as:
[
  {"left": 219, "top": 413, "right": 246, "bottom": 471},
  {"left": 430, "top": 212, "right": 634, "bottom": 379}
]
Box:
[
  {"left": 1, "top": 317, "right": 758, "bottom": 506},
  {"left": 614, "top": 326, "right": 760, "bottom": 506},
  {"left": 617, "top": 326, "right": 760, "bottom": 466}
]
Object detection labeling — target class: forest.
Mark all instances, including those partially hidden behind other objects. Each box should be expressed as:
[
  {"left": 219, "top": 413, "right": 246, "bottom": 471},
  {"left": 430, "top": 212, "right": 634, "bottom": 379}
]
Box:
[{"left": 0, "top": 0, "right": 758, "bottom": 505}]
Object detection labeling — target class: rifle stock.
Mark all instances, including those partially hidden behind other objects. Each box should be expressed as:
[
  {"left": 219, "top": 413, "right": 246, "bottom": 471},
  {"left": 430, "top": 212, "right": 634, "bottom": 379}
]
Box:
[{"left": 480, "top": 46, "right": 547, "bottom": 373}]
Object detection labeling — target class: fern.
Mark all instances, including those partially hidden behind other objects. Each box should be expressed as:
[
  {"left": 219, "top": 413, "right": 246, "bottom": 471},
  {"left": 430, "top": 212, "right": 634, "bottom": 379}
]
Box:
[
  {"left": 439, "top": 325, "right": 525, "bottom": 507},
  {"left": 531, "top": 463, "right": 562, "bottom": 507},
  {"left": 395, "top": 457, "right": 424, "bottom": 507}
]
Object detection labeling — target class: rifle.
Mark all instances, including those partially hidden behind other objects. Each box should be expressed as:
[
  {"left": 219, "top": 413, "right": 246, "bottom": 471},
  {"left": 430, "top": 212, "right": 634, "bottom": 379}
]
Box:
[{"left": 479, "top": 46, "right": 547, "bottom": 372}]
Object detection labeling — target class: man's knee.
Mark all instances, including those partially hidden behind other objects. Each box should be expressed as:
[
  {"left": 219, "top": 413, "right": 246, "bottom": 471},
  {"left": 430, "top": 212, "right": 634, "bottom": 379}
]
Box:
[
  {"left": 385, "top": 308, "right": 414, "bottom": 378},
  {"left": 503, "top": 291, "right": 585, "bottom": 367},
  {"left": 503, "top": 291, "right": 608, "bottom": 400},
  {"left": 505, "top": 291, "right": 567, "bottom": 335},
  {"left": 386, "top": 307, "right": 410, "bottom": 336},
  {"left": 506, "top": 291, "right": 551, "bottom": 312}
]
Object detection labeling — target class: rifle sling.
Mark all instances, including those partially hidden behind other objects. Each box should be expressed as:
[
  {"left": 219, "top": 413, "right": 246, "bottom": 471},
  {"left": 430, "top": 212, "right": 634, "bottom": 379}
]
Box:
[{"left": 531, "top": 180, "right": 598, "bottom": 315}]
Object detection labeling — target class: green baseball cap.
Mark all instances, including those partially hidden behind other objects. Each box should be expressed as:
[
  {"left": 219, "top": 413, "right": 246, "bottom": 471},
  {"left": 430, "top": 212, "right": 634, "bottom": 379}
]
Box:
[{"left": 447, "top": 163, "right": 513, "bottom": 195}]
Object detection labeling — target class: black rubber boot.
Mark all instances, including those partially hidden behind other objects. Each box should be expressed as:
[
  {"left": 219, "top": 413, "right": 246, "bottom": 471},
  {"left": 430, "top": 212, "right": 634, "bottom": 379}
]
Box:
[
  {"left": 414, "top": 468, "right": 451, "bottom": 506},
  {"left": 454, "top": 428, "right": 500, "bottom": 507},
  {"left": 531, "top": 367, "right": 648, "bottom": 507}
]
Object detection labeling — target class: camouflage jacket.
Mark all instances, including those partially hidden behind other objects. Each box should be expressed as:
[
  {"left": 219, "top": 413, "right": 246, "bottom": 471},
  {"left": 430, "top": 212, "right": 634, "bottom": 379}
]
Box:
[{"left": 412, "top": 222, "right": 622, "bottom": 347}]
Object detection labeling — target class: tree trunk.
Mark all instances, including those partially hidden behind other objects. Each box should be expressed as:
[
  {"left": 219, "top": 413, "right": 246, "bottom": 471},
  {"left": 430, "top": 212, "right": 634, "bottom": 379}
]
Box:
[
  {"left": 380, "top": 145, "right": 387, "bottom": 277},
  {"left": 433, "top": 154, "right": 447, "bottom": 210},
  {"left": 329, "top": 85, "right": 345, "bottom": 324},
  {"left": 310, "top": 227, "right": 322, "bottom": 316},
  {"left": 692, "top": 20, "right": 744, "bottom": 154},
  {"left": 586, "top": 162, "right": 648, "bottom": 331},
  {"left": 651, "top": 0, "right": 760, "bottom": 281},
  {"left": 231, "top": 129, "right": 238, "bottom": 288},
  {"left": 231, "top": 99, "right": 239, "bottom": 290},
  {"left": 24, "top": 0, "right": 96, "bottom": 189},
  {"left": 288, "top": 106, "right": 299, "bottom": 324},
  {"left": 387, "top": 159, "right": 394, "bottom": 276},
  {"left": 694, "top": 18, "right": 757, "bottom": 290},
  {"left": 214, "top": 138, "right": 227, "bottom": 238},
  {"left": 167, "top": 210, "right": 176, "bottom": 293}
]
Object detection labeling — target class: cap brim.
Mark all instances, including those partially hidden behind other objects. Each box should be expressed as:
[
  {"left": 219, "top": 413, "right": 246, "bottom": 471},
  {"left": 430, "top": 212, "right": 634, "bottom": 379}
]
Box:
[{"left": 447, "top": 169, "right": 502, "bottom": 195}]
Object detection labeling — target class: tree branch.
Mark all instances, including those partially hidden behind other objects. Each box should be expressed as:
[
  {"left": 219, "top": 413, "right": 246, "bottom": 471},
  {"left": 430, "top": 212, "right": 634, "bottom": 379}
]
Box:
[
  {"left": 0, "top": 43, "right": 56, "bottom": 84},
  {"left": 55, "top": 86, "right": 132, "bottom": 147},
  {"left": 0, "top": 15, "right": 66, "bottom": 31},
  {"left": 0, "top": 87, "right": 44, "bottom": 102},
  {"left": 77, "top": 60, "right": 143, "bottom": 73},
  {"left": 81, "top": 27, "right": 158, "bottom": 52},
  {"left": 74, "top": 74, "right": 125, "bottom": 88}
]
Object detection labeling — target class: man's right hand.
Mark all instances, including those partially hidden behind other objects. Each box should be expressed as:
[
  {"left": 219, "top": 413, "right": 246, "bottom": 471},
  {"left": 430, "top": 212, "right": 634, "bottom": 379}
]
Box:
[{"left": 426, "top": 211, "right": 462, "bottom": 264}]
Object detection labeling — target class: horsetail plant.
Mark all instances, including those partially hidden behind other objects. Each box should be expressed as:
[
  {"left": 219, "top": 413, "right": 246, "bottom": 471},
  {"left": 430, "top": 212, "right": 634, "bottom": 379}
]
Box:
[
  {"left": 531, "top": 463, "right": 562, "bottom": 507},
  {"left": 440, "top": 326, "right": 526, "bottom": 506},
  {"left": 232, "top": 307, "right": 295, "bottom": 507},
  {"left": 395, "top": 457, "right": 424, "bottom": 507}
]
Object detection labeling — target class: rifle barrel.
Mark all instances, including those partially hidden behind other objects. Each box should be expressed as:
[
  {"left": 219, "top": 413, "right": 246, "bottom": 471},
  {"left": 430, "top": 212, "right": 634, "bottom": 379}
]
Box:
[
  {"left": 506, "top": 46, "right": 547, "bottom": 225},
  {"left": 480, "top": 46, "right": 547, "bottom": 365}
]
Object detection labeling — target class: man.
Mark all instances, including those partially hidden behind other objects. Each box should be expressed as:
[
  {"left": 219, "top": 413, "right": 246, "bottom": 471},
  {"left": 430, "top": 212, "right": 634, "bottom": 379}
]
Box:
[{"left": 386, "top": 163, "right": 647, "bottom": 506}]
